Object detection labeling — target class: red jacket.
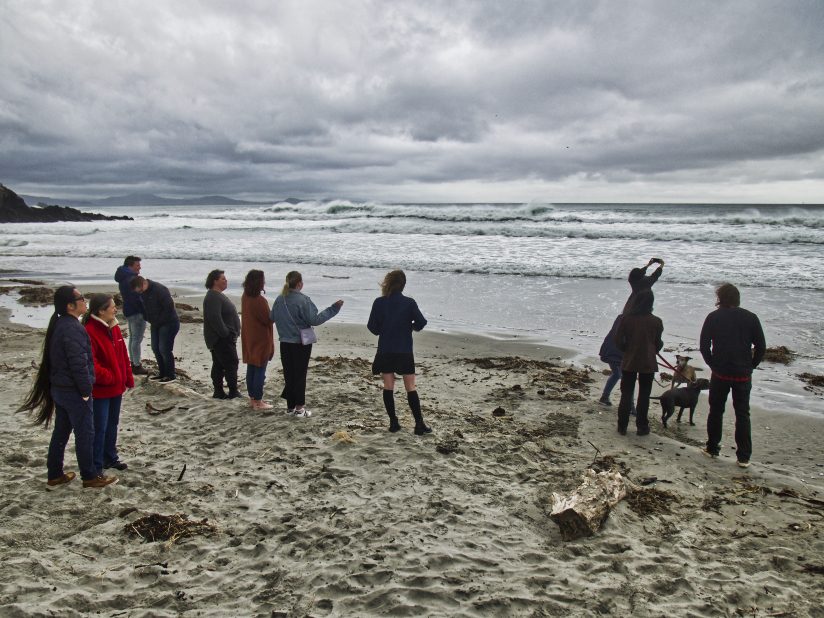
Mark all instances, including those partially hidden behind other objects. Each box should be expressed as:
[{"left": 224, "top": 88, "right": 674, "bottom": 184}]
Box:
[{"left": 85, "top": 317, "right": 134, "bottom": 399}]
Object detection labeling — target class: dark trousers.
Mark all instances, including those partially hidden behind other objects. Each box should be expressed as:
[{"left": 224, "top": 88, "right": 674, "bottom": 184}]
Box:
[
  {"left": 246, "top": 361, "right": 268, "bottom": 400},
  {"left": 706, "top": 374, "right": 752, "bottom": 462},
  {"left": 47, "top": 388, "right": 96, "bottom": 481},
  {"left": 280, "top": 342, "right": 312, "bottom": 409},
  {"left": 211, "top": 336, "right": 239, "bottom": 392},
  {"left": 92, "top": 394, "right": 123, "bottom": 475},
  {"left": 618, "top": 371, "right": 653, "bottom": 430},
  {"left": 150, "top": 320, "right": 179, "bottom": 379}
]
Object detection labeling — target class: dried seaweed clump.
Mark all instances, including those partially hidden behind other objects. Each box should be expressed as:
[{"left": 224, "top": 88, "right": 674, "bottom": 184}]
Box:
[
  {"left": 462, "top": 356, "right": 559, "bottom": 372},
  {"left": 519, "top": 413, "right": 581, "bottom": 439},
  {"left": 125, "top": 513, "right": 218, "bottom": 543},
  {"left": 314, "top": 356, "right": 372, "bottom": 370},
  {"left": 590, "top": 455, "right": 628, "bottom": 475},
  {"left": 763, "top": 346, "right": 793, "bottom": 364},
  {"left": 435, "top": 438, "right": 463, "bottom": 455},
  {"left": 18, "top": 287, "right": 55, "bottom": 306},
  {"left": 626, "top": 487, "right": 681, "bottom": 517},
  {"left": 797, "top": 373, "right": 824, "bottom": 389}
]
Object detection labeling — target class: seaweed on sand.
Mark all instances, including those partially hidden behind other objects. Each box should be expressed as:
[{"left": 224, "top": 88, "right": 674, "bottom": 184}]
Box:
[
  {"left": 763, "top": 346, "right": 793, "bottom": 364},
  {"left": 125, "top": 513, "right": 218, "bottom": 544},
  {"left": 590, "top": 455, "right": 628, "bottom": 475},
  {"left": 626, "top": 487, "right": 681, "bottom": 517},
  {"left": 461, "top": 356, "right": 560, "bottom": 372}
]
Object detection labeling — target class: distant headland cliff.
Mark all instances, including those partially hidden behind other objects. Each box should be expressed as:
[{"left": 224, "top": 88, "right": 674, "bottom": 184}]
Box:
[{"left": 0, "top": 184, "right": 132, "bottom": 223}]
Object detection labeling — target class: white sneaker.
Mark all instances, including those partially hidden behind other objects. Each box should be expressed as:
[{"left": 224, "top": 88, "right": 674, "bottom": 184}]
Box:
[{"left": 294, "top": 409, "right": 312, "bottom": 418}]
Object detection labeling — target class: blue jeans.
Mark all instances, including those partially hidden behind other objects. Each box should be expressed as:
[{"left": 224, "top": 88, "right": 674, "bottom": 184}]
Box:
[
  {"left": 150, "top": 320, "right": 179, "bottom": 379},
  {"left": 48, "top": 389, "right": 96, "bottom": 481},
  {"left": 603, "top": 364, "right": 636, "bottom": 413},
  {"left": 125, "top": 313, "right": 146, "bottom": 365},
  {"left": 246, "top": 361, "right": 269, "bottom": 400},
  {"left": 93, "top": 394, "right": 123, "bottom": 475},
  {"left": 602, "top": 363, "right": 622, "bottom": 399}
]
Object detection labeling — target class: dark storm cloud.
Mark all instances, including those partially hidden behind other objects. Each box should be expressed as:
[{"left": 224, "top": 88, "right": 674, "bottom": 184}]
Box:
[{"left": 1, "top": 0, "right": 823, "bottom": 202}]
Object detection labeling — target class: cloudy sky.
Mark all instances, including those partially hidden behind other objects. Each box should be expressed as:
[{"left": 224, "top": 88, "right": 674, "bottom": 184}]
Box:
[{"left": 2, "top": 1, "right": 823, "bottom": 203}]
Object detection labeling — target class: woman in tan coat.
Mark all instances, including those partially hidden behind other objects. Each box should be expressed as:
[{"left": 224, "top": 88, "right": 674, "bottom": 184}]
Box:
[
  {"left": 614, "top": 289, "right": 663, "bottom": 437},
  {"left": 241, "top": 270, "right": 275, "bottom": 410}
]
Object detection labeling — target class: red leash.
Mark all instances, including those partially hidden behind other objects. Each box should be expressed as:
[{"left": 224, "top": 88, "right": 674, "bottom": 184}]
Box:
[{"left": 657, "top": 353, "right": 692, "bottom": 384}]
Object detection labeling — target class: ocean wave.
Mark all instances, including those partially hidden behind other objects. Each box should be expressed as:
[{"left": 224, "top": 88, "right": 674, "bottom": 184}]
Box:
[
  {"left": 0, "top": 239, "right": 28, "bottom": 247},
  {"left": 158, "top": 202, "right": 824, "bottom": 232}
]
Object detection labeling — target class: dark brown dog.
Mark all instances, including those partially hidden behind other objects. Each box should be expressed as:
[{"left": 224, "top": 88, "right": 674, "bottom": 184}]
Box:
[{"left": 653, "top": 378, "right": 710, "bottom": 427}]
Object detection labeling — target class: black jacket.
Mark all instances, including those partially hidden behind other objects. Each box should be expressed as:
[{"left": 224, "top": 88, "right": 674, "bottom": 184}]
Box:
[
  {"left": 367, "top": 291, "right": 427, "bottom": 354},
  {"left": 49, "top": 315, "right": 95, "bottom": 397},
  {"left": 142, "top": 280, "right": 179, "bottom": 327},
  {"left": 622, "top": 265, "right": 662, "bottom": 314},
  {"left": 700, "top": 307, "right": 766, "bottom": 379}
]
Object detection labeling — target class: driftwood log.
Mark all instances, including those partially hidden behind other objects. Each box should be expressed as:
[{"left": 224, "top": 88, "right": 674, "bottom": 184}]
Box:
[{"left": 548, "top": 469, "right": 627, "bottom": 541}]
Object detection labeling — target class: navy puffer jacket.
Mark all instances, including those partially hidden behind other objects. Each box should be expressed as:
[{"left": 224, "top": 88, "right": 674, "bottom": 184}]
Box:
[{"left": 49, "top": 315, "right": 95, "bottom": 397}]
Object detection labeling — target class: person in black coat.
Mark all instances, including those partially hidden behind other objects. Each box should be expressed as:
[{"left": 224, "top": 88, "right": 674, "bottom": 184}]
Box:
[
  {"left": 700, "top": 283, "right": 766, "bottom": 467},
  {"left": 130, "top": 275, "right": 180, "bottom": 382},
  {"left": 367, "top": 270, "right": 430, "bottom": 435},
  {"left": 16, "top": 286, "right": 118, "bottom": 489},
  {"left": 623, "top": 258, "right": 664, "bottom": 314}
]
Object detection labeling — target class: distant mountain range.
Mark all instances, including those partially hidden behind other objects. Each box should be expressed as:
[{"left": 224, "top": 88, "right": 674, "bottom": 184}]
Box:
[{"left": 18, "top": 193, "right": 300, "bottom": 208}]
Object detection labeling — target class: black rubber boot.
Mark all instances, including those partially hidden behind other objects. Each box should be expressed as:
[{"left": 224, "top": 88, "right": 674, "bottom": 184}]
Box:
[
  {"left": 408, "top": 391, "right": 431, "bottom": 435},
  {"left": 383, "top": 390, "right": 401, "bottom": 432},
  {"left": 227, "top": 390, "right": 244, "bottom": 399},
  {"left": 212, "top": 390, "right": 229, "bottom": 400}
]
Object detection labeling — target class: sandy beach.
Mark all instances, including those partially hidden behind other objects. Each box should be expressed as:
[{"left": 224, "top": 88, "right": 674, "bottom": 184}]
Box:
[{"left": 1, "top": 289, "right": 823, "bottom": 617}]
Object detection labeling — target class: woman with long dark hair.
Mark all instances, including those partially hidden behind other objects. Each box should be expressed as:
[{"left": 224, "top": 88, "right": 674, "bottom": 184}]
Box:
[
  {"left": 82, "top": 293, "right": 134, "bottom": 475},
  {"left": 269, "top": 271, "right": 343, "bottom": 417},
  {"left": 613, "top": 289, "right": 664, "bottom": 437},
  {"left": 241, "top": 269, "right": 275, "bottom": 410},
  {"left": 367, "top": 270, "right": 431, "bottom": 435},
  {"left": 17, "top": 286, "right": 118, "bottom": 489}
]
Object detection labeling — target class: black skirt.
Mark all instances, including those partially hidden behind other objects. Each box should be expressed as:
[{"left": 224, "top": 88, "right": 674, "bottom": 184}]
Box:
[{"left": 372, "top": 352, "right": 415, "bottom": 376}]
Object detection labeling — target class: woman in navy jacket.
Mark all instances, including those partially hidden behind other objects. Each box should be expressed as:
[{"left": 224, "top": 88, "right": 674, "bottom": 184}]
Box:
[
  {"left": 367, "top": 270, "right": 430, "bottom": 435},
  {"left": 16, "top": 286, "right": 118, "bottom": 489}
]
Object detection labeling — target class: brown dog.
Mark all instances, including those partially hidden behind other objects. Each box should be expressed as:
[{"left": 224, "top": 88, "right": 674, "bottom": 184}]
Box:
[{"left": 670, "top": 355, "right": 697, "bottom": 389}]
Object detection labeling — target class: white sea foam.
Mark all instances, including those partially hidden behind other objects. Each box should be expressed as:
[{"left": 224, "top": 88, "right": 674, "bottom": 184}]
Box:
[{"left": 0, "top": 202, "right": 823, "bottom": 290}]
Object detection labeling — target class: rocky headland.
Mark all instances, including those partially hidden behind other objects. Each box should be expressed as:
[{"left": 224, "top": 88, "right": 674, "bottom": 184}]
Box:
[{"left": 0, "top": 184, "right": 131, "bottom": 223}]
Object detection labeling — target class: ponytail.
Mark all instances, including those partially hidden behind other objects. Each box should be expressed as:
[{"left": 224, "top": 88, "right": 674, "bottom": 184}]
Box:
[
  {"left": 282, "top": 271, "right": 302, "bottom": 296},
  {"left": 16, "top": 286, "right": 78, "bottom": 427}
]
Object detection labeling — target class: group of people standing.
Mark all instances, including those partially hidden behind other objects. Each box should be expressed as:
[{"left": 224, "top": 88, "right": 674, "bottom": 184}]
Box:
[
  {"left": 20, "top": 260, "right": 433, "bottom": 490},
  {"left": 598, "top": 259, "right": 766, "bottom": 467},
  {"left": 19, "top": 252, "right": 766, "bottom": 489}
]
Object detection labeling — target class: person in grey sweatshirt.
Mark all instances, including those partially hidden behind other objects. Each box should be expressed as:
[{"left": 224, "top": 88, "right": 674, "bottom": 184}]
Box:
[
  {"left": 203, "top": 269, "right": 242, "bottom": 399},
  {"left": 269, "top": 271, "right": 343, "bottom": 417}
]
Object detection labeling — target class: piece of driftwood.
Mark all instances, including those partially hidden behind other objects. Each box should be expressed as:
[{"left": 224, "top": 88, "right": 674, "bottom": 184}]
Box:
[
  {"left": 146, "top": 402, "right": 175, "bottom": 415},
  {"left": 548, "top": 469, "right": 627, "bottom": 541}
]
